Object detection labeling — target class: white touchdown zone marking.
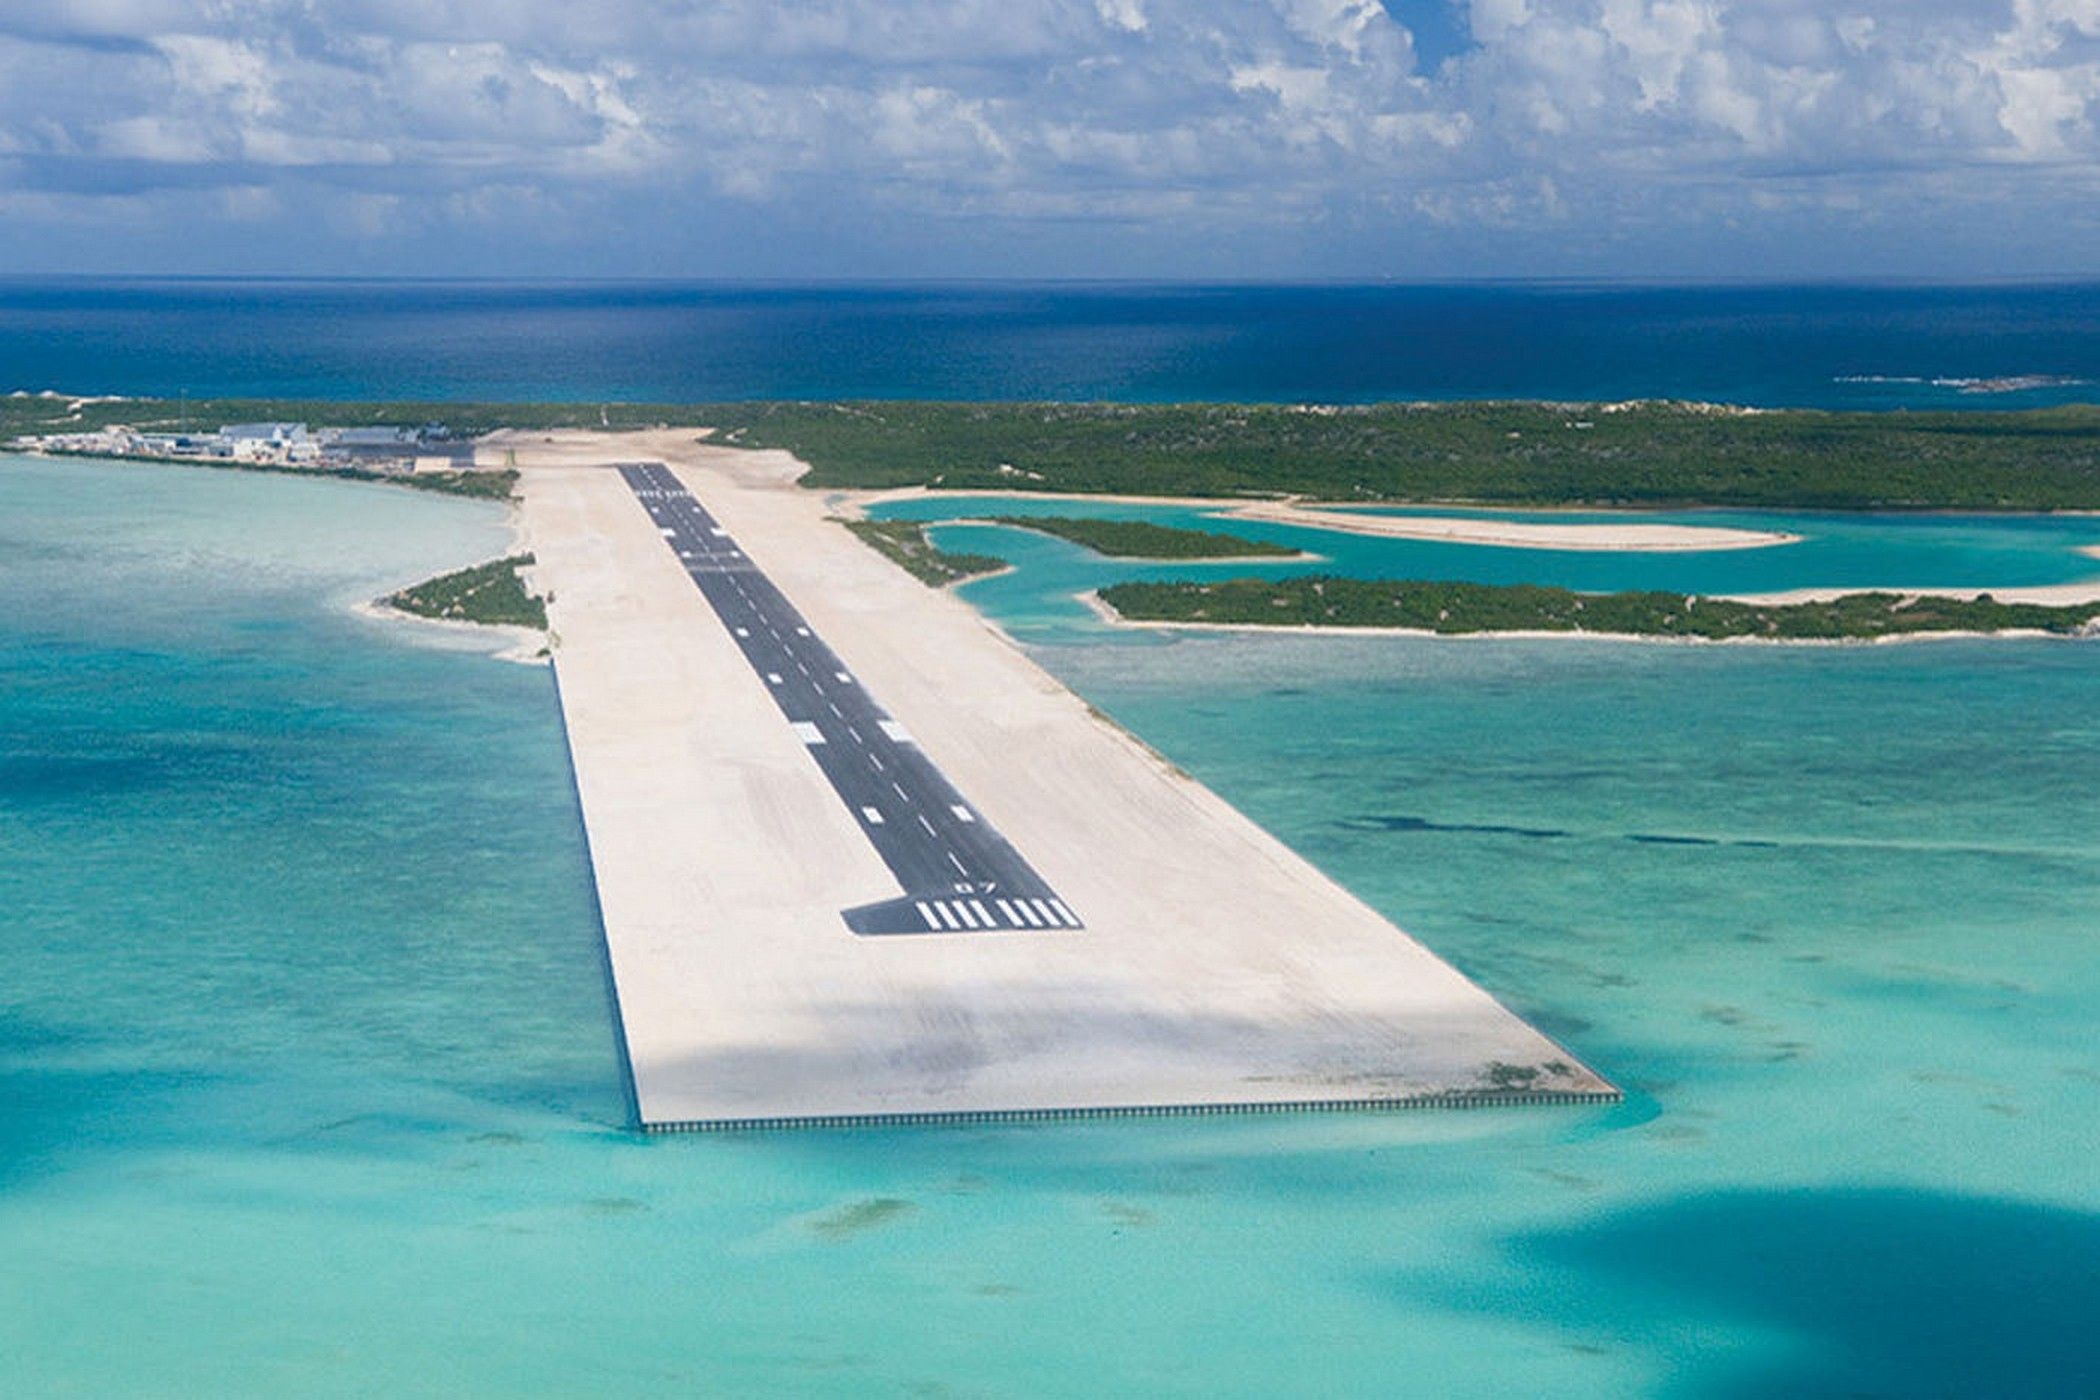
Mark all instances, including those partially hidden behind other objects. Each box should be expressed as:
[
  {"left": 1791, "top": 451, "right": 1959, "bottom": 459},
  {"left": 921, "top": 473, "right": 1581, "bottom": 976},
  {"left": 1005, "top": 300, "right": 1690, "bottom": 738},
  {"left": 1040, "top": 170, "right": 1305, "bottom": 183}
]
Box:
[
  {"left": 880, "top": 720, "right": 912, "bottom": 744},
  {"left": 860, "top": 806, "right": 884, "bottom": 825},
  {"left": 952, "top": 805, "right": 975, "bottom": 823},
  {"left": 790, "top": 721, "right": 825, "bottom": 745}
]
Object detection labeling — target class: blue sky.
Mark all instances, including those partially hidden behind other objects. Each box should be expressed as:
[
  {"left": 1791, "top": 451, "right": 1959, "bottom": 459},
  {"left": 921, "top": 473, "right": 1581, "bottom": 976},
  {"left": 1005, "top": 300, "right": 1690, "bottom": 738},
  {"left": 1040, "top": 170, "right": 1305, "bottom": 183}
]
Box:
[{"left": 1, "top": 1, "right": 2097, "bottom": 279}]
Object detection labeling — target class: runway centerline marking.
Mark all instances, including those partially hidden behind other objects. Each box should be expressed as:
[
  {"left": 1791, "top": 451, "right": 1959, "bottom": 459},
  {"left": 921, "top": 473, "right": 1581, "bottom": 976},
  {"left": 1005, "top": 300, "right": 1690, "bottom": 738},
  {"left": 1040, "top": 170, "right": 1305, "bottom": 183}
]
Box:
[{"left": 617, "top": 462, "right": 1081, "bottom": 938}]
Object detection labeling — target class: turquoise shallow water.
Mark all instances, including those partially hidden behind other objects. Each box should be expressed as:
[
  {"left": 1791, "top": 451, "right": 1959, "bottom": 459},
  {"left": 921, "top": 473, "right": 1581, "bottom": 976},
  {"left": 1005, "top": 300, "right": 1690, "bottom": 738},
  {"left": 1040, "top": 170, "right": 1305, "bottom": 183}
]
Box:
[{"left": 5, "top": 457, "right": 2099, "bottom": 1396}]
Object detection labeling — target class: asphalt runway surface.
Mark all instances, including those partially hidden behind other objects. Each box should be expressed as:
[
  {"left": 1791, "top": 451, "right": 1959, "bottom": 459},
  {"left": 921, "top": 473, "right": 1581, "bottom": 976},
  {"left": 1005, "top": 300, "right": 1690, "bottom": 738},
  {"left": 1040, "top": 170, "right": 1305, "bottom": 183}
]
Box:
[{"left": 619, "top": 462, "right": 1082, "bottom": 936}]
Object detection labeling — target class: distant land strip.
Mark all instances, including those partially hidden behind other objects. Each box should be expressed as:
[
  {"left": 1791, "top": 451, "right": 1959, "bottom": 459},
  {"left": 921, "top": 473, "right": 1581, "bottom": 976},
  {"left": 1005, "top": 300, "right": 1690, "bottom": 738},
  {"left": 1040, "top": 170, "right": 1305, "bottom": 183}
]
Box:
[
  {"left": 13, "top": 394, "right": 2100, "bottom": 510},
  {"left": 1096, "top": 576, "right": 2100, "bottom": 641}
]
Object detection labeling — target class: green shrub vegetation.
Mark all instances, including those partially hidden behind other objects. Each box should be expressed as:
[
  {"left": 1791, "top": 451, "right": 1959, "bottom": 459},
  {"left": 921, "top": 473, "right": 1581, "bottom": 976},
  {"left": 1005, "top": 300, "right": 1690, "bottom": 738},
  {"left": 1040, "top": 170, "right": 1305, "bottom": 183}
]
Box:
[
  {"left": 841, "top": 519, "right": 1005, "bottom": 586},
  {"left": 985, "top": 515, "right": 1298, "bottom": 558},
  {"left": 702, "top": 400, "right": 2100, "bottom": 509},
  {"left": 387, "top": 555, "right": 547, "bottom": 629},
  {"left": 1097, "top": 576, "right": 2100, "bottom": 640},
  {"left": 395, "top": 468, "right": 518, "bottom": 499},
  {"left": 18, "top": 395, "right": 2100, "bottom": 511}
]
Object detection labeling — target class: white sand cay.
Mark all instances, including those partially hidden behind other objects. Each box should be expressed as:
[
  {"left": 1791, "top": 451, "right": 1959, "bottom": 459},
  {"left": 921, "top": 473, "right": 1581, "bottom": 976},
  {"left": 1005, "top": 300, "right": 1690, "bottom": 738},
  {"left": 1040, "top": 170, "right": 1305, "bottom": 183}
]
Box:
[
  {"left": 506, "top": 429, "right": 1614, "bottom": 1129},
  {"left": 1224, "top": 501, "right": 1800, "bottom": 552},
  {"left": 1732, "top": 582, "right": 2100, "bottom": 606}
]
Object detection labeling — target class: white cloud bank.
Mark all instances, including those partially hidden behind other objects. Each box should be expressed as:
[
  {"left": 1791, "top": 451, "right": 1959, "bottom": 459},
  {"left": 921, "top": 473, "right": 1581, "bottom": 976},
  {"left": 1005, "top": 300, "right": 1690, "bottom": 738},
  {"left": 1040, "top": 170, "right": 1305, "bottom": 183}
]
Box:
[{"left": 0, "top": 0, "right": 2097, "bottom": 274}]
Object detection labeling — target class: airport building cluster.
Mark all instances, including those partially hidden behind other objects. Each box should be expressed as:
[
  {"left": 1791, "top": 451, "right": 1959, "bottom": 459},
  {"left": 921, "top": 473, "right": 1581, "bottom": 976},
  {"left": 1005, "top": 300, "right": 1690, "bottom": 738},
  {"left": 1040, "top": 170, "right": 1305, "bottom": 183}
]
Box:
[{"left": 13, "top": 421, "right": 457, "bottom": 472}]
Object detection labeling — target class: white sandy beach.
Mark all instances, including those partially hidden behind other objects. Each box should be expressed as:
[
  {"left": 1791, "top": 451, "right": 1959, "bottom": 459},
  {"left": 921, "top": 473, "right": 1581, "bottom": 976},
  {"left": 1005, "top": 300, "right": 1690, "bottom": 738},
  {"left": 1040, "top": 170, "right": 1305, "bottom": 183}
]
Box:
[
  {"left": 841, "top": 487, "right": 1800, "bottom": 552},
  {"left": 504, "top": 429, "right": 1612, "bottom": 1128},
  {"left": 1223, "top": 501, "right": 1802, "bottom": 551},
  {"left": 1734, "top": 581, "right": 2100, "bottom": 607}
]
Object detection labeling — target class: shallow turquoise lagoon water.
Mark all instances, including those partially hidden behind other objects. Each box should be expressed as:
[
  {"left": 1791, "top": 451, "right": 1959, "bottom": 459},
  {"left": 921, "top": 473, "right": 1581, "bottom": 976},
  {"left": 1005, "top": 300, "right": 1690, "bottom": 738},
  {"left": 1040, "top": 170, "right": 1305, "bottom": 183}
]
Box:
[
  {"left": 865, "top": 496, "right": 2100, "bottom": 644},
  {"left": 5, "top": 458, "right": 2098, "bottom": 1396}
]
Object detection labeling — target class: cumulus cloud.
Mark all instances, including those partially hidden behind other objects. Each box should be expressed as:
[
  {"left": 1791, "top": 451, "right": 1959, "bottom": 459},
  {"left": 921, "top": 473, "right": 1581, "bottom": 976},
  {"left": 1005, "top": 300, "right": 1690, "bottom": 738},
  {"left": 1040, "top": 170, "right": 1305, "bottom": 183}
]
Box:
[{"left": 0, "top": 0, "right": 2096, "bottom": 274}]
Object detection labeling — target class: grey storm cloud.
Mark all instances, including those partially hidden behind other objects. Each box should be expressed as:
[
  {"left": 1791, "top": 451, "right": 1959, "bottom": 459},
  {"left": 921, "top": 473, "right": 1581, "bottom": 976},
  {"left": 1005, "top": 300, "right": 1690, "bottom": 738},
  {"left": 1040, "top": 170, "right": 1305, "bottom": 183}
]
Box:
[{"left": 0, "top": 0, "right": 2097, "bottom": 275}]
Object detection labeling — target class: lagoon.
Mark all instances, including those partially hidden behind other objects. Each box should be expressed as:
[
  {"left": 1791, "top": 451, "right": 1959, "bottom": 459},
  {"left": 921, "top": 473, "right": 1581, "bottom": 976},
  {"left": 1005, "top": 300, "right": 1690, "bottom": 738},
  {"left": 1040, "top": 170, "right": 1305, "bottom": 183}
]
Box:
[{"left": 4, "top": 454, "right": 2098, "bottom": 1395}]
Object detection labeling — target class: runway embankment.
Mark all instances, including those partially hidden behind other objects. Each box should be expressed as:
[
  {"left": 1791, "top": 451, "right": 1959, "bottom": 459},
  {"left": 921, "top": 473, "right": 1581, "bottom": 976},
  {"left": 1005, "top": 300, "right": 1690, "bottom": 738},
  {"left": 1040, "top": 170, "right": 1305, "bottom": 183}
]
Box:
[{"left": 509, "top": 429, "right": 1615, "bottom": 1129}]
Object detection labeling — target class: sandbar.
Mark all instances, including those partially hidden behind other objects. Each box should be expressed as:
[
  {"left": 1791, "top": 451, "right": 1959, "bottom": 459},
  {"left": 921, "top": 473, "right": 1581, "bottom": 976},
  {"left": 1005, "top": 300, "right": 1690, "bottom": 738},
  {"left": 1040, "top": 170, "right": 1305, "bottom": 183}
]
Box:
[
  {"left": 1224, "top": 502, "right": 1801, "bottom": 552},
  {"left": 839, "top": 488, "right": 1798, "bottom": 553}
]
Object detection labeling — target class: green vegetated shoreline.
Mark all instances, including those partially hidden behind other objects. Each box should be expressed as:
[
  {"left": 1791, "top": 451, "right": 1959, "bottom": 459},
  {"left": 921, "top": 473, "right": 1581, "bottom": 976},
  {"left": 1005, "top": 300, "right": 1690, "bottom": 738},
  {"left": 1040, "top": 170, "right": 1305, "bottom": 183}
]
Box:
[
  {"left": 984, "top": 515, "right": 1300, "bottom": 558},
  {"left": 1097, "top": 577, "right": 2100, "bottom": 641},
  {"left": 703, "top": 400, "right": 2100, "bottom": 511},
  {"left": 837, "top": 513, "right": 1297, "bottom": 587},
  {"left": 13, "top": 394, "right": 2100, "bottom": 511},
  {"left": 841, "top": 519, "right": 1006, "bottom": 585},
  {"left": 386, "top": 555, "right": 548, "bottom": 630}
]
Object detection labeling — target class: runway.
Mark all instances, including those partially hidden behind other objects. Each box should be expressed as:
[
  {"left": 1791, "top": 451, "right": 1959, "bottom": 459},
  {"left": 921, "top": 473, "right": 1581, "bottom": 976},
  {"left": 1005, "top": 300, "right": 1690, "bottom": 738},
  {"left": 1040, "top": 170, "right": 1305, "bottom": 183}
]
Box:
[
  {"left": 619, "top": 462, "right": 1079, "bottom": 936},
  {"left": 517, "top": 431, "right": 1616, "bottom": 1129}
]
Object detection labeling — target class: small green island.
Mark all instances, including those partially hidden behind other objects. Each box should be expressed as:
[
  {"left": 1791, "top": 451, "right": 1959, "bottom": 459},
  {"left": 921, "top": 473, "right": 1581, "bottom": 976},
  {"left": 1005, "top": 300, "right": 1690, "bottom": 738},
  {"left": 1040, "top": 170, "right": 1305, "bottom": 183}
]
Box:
[
  {"left": 386, "top": 555, "right": 548, "bottom": 630},
  {"left": 983, "top": 515, "right": 1299, "bottom": 559},
  {"left": 1097, "top": 576, "right": 2100, "bottom": 640}
]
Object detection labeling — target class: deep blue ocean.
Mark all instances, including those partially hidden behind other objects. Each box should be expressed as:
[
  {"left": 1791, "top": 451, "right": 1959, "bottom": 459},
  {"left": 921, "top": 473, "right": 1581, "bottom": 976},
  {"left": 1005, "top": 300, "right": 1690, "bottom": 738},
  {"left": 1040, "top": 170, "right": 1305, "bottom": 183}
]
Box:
[
  {"left": 5, "top": 278, "right": 2100, "bottom": 407},
  {"left": 4, "top": 284, "right": 2099, "bottom": 1396}
]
